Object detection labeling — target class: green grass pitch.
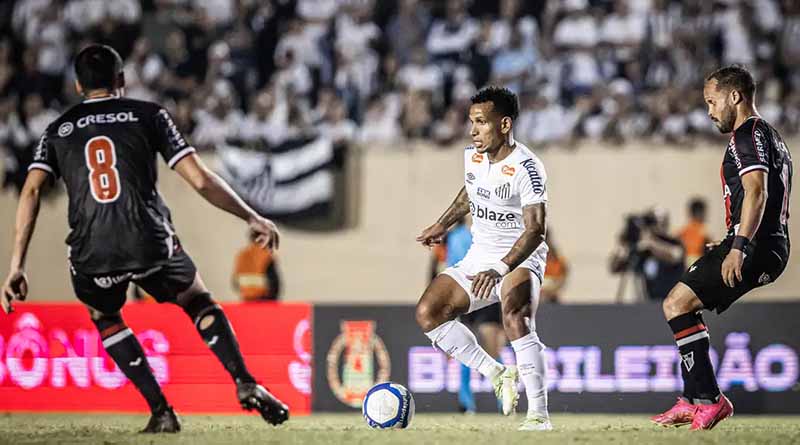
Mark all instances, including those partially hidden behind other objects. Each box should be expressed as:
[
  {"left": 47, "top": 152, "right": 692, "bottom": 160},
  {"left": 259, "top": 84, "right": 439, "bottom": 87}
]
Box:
[{"left": 1, "top": 413, "right": 798, "bottom": 445}]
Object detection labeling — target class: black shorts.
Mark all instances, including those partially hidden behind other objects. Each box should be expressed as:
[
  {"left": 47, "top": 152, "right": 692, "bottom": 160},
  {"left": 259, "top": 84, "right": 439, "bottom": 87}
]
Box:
[
  {"left": 461, "top": 303, "right": 502, "bottom": 326},
  {"left": 70, "top": 247, "right": 197, "bottom": 314},
  {"left": 679, "top": 236, "right": 789, "bottom": 314}
]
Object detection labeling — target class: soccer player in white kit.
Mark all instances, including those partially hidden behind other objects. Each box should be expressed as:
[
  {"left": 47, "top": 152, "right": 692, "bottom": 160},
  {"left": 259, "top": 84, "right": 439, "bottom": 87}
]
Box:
[{"left": 416, "top": 86, "right": 551, "bottom": 431}]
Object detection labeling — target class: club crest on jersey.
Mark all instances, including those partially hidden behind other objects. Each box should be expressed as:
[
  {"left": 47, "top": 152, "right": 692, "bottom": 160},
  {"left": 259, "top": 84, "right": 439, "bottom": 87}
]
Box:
[
  {"left": 58, "top": 122, "right": 74, "bottom": 137},
  {"left": 501, "top": 165, "right": 515, "bottom": 176},
  {"left": 495, "top": 183, "right": 511, "bottom": 199},
  {"left": 472, "top": 153, "right": 484, "bottom": 163},
  {"left": 477, "top": 187, "right": 491, "bottom": 199}
]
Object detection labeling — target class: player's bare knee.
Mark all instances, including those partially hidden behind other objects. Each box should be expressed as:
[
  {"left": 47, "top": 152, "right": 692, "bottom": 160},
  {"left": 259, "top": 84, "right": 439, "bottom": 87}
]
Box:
[
  {"left": 501, "top": 303, "right": 529, "bottom": 338},
  {"left": 663, "top": 285, "right": 701, "bottom": 320},
  {"left": 415, "top": 301, "right": 442, "bottom": 332}
]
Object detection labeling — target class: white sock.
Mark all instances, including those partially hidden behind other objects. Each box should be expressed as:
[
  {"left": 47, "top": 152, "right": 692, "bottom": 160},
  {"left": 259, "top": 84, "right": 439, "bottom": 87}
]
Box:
[
  {"left": 425, "top": 320, "right": 504, "bottom": 379},
  {"left": 511, "top": 331, "right": 549, "bottom": 419}
]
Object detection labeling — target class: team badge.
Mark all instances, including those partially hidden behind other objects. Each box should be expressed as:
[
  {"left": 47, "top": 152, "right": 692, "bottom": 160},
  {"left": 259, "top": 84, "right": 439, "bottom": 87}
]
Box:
[
  {"left": 495, "top": 183, "right": 511, "bottom": 199},
  {"left": 501, "top": 165, "right": 515, "bottom": 176},
  {"left": 58, "top": 122, "right": 73, "bottom": 137}
]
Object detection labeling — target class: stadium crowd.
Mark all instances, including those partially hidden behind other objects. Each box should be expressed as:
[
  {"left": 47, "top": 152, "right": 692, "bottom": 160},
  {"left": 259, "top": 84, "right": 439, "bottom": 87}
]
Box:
[{"left": 2, "top": 0, "right": 800, "bottom": 191}]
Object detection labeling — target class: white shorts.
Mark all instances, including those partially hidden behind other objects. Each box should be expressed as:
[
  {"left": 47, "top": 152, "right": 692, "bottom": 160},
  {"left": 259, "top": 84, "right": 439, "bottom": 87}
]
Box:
[{"left": 441, "top": 252, "right": 544, "bottom": 314}]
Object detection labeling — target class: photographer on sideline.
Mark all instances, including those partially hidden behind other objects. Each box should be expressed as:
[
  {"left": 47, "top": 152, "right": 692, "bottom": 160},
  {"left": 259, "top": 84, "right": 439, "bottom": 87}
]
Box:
[{"left": 610, "top": 208, "right": 686, "bottom": 301}]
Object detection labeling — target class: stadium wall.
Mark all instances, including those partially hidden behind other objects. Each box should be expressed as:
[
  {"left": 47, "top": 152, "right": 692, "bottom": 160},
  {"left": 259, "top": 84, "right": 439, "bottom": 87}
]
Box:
[{"left": 0, "top": 140, "right": 798, "bottom": 303}]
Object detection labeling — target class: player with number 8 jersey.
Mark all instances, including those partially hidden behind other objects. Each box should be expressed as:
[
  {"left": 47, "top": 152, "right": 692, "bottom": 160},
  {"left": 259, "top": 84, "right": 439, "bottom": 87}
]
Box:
[
  {"left": 31, "top": 96, "right": 193, "bottom": 273},
  {"left": 4, "top": 44, "right": 288, "bottom": 433}
]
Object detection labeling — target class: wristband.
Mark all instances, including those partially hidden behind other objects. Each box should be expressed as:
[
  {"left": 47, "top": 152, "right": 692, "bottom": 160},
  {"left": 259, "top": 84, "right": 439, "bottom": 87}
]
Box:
[
  {"left": 732, "top": 235, "right": 750, "bottom": 252},
  {"left": 490, "top": 261, "right": 510, "bottom": 277}
]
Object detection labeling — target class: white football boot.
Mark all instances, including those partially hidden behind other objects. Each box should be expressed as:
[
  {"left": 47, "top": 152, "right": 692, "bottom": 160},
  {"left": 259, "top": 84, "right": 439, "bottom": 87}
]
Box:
[
  {"left": 491, "top": 365, "right": 519, "bottom": 416},
  {"left": 518, "top": 415, "right": 553, "bottom": 431}
]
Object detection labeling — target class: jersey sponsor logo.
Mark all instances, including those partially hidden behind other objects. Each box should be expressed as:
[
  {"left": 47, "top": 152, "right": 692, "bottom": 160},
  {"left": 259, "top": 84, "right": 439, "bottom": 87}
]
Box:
[
  {"left": 77, "top": 112, "right": 139, "bottom": 128},
  {"left": 501, "top": 165, "right": 515, "bottom": 176},
  {"left": 469, "top": 202, "right": 520, "bottom": 228},
  {"left": 520, "top": 159, "right": 544, "bottom": 194},
  {"left": 495, "top": 182, "right": 511, "bottom": 199},
  {"left": 158, "top": 109, "right": 188, "bottom": 149},
  {"left": 57, "top": 122, "right": 74, "bottom": 137},
  {"left": 727, "top": 137, "right": 742, "bottom": 169},
  {"left": 471, "top": 153, "right": 484, "bottom": 163},
  {"left": 753, "top": 129, "right": 767, "bottom": 163},
  {"left": 34, "top": 134, "right": 48, "bottom": 161},
  {"left": 466, "top": 172, "right": 475, "bottom": 184},
  {"left": 477, "top": 187, "right": 491, "bottom": 199}
]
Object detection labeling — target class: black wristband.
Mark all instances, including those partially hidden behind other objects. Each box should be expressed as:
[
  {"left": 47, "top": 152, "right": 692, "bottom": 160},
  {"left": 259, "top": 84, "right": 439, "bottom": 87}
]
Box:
[{"left": 732, "top": 235, "right": 750, "bottom": 251}]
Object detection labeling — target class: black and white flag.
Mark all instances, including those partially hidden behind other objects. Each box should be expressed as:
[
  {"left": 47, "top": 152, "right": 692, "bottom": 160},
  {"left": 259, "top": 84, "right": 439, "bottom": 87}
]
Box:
[{"left": 217, "top": 135, "right": 335, "bottom": 218}]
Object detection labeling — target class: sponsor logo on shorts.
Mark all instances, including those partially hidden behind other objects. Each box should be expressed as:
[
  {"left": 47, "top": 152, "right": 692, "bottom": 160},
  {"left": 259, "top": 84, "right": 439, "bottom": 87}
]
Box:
[
  {"left": 477, "top": 187, "right": 491, "bottom": 199},
  {"left": 495, "top": 183, "right": 511, "bottom": 199},
  {"left": 501, "top": 165, "right": 515, "bottom": 176},
  {"left": 758, "top": 273, "right": 772, "bottom": 285},
  {"left": 93, "top": 273, "right": 130, "bottom": 289},
  {"left": 58, "top": 122, "right": 73, "bottom": 137},
  {"left": 472, "top": 153, "right": 484, "bottom": 163}
]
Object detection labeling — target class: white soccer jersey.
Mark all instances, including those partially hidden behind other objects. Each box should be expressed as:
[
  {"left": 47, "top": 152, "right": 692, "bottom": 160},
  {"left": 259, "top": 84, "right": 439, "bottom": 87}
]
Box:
[{"left": 461, "top": 142, "right": 549, "bottom": 280}]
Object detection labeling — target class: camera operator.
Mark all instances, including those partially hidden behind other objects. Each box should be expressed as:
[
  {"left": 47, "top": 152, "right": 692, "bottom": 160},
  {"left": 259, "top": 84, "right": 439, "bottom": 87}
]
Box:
[{"left": 610, "top": 208, "right": 686, "bottom": 301}]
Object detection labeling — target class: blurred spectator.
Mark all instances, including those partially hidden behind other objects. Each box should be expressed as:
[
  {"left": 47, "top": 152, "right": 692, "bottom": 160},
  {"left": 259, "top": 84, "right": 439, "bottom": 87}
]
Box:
[
  {"left": 233, "top": 229, "right": 282, "bottom": 302},
  {"left": 0, "top": 0, "right": 798, "bottom": 155},
  {"left": 610, "top": 208, "right": 685, "bottom": 301},
  {"left": 677, "top": 197, "right": 711, "bottom": 267},
  {"left": 542, "top": 231, "right": 569, "bottom": 304}
]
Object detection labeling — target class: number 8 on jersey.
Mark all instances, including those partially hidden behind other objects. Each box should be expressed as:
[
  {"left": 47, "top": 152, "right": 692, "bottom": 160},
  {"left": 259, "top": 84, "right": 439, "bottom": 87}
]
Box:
[{"left": 85, "top": 135, "right": 121, "bottom": 203}]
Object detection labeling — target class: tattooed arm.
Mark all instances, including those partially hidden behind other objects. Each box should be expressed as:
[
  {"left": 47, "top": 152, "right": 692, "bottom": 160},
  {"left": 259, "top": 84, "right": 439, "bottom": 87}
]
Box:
[{"left": 416, "top": 187, "right": 470, "bottom": 246}]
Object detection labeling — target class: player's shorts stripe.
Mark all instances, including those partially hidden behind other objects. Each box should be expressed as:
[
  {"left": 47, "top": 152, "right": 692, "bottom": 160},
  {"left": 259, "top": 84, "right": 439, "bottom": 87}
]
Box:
[
  {"left": 673, "top": 324, "right": 706, "bottom": 340},
  {"left": 739, "top": 164, "right": 769, "bottom": 176},
  {"left": 102, "top": 328, "right": 134, "bottom": 348},
  {"left": 167, "top": 147, "right": 197, "bottom": 168},
  {"left": 28, "top": 162, "right": 54, "bottom": 174},
  {"left": 675, "top": 330, "right": 709, "bottom": 347}
]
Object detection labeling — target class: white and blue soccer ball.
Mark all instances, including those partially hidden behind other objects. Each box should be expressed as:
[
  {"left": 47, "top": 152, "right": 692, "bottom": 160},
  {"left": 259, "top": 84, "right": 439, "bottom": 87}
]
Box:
[{"left": 362, "top": 382, "right": 415, "bottom": 429}]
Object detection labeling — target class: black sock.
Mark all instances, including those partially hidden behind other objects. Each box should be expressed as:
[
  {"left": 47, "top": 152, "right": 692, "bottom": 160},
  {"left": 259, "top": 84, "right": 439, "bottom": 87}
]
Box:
[
  {"left": 668, "top": 312, "right": 720, "bottom": 404},
  {"left": 94, "top": 314, "right": 168, "bottom": 413},
  {"left": 182, "top": 293, "right": 255, "bottom": 385}
]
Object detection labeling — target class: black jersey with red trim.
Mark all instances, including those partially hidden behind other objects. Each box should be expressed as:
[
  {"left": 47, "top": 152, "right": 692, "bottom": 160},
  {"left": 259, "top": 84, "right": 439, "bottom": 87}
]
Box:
[
  {"left": 721, "top": 117, "right": 792, "bottom": 240},
  {"left": 29, "top": 96, "right": 196, "bottom": 274}
]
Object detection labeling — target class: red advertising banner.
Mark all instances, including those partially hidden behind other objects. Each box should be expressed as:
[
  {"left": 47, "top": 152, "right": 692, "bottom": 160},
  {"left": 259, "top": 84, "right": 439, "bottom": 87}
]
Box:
[{"left": 0, "top": 302, "right": 311, "bottom": 414}]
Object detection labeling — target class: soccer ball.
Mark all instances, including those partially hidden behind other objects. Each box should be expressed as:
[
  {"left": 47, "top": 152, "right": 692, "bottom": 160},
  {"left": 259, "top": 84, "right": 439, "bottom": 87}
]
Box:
[{"left": 362, "top": 382, "right": 415, "bottom": 429}]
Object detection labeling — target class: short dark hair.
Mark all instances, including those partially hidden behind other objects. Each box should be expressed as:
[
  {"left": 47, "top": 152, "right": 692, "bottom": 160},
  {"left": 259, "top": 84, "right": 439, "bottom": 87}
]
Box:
[
  {"left": 705, "top": 65, "right": 756, "bottom": 103},
  {"left": 470, "top": 86, "right": 519, "bottom": 120},
  {"left": 689, "top": 197, "right": 706, "bottom": 217},
  {"left": 74, "top": 44, "right": 124, "bottom": 91}
]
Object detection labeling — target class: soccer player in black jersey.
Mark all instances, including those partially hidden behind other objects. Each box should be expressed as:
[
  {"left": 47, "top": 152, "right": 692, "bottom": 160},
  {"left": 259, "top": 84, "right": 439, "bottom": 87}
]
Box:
[
  {"left": 652, "top": 66, "right": 792, "bottom": 430},
  {"left": 1, "top": 45, "right": 289, "bottom": 432}
]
